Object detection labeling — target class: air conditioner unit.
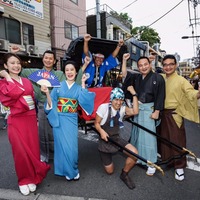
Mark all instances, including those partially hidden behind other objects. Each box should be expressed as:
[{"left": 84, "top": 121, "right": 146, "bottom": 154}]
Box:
[
  {"left": 26, "top": 45, "right": 39, "bottom": 56},
  {"left": 0, "top": 39, "right": 9, "bottom": 51}
]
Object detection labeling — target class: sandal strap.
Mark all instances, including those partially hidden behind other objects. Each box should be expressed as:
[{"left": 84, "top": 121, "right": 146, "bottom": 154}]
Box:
[{"left": 175, "top": 171, "right": 184, "bottom": 177}]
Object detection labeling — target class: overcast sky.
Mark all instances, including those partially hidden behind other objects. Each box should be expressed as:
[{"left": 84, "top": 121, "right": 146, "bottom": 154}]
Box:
[{"left": 86, "top": 0, "right": 200, "bottom": 61}]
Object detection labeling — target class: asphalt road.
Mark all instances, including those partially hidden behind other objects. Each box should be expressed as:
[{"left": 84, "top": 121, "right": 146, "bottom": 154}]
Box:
[{"left": 0, "top": 117, "right": 200, "bottom": 200}]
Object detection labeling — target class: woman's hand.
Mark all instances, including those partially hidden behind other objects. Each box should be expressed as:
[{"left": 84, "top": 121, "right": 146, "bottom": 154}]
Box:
[
  {"left": 0, "top": 70, "right": 9, "bottom": 78},
  {"left": 41, "top": 85, "right": 49, "bottom": 94},
  {"left": 84, "top": 56, "right": 91, "bottom": 65}
]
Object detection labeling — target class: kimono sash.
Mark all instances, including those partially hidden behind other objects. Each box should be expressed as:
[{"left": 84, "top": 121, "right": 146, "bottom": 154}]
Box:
[
  {"left": 57, "top": 97, "right": 78, "bottom": 113},
  {"left": 23, "top": 95, "right": 35, "bottom": 110}
]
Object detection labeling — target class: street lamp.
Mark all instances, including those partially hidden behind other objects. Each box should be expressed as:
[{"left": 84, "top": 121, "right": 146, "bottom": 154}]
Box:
[{"left": 181, "top": 35, "right": 200, "bottom": 39}]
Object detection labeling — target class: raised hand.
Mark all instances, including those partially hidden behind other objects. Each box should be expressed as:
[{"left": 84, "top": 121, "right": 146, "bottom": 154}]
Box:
[
  {"left": 9, "top": 45, "right": 21, "bottom": 53},
  {"left": 84, "top": 34, "right": 92, "bottom": 42},
  {"left": 118, "top": 39, "right": 124, "bottom": 47},
  {"left": 127, "top": 85, "right": 136, "bottom": 95},
  {"left": 123, "top": 53, "right": 130, "bottom": 61},
  {"left": 84, "top": 56, "right": 91, "bottom": 65}
]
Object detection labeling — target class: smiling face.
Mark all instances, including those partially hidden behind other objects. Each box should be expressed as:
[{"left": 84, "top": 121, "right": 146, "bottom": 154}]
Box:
[
  {"left": 42, "top": 52, "right": 56, "bottom": 71},
  {"left": 111, "top": 98, "right": 124, "bottom": 110},
  {"left": 162, "top": 58, "right": 177, "bottom": 77},
  {"left": 137, "top": 57, "right": 152, "bottom": 77},
  {"left": 64, "top": 63, "right": 77, "bottom": 81},
  {"left": 94, "top": 54, "right": 104, "bottom": 67},
  {"left": 4, "top": 55, "right": 21, "bottom": 76}
]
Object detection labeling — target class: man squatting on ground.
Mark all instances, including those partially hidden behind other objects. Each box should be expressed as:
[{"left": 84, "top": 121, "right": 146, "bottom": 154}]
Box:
[{"left": 95, "top": 87, "right": 139, "bottom": 189}]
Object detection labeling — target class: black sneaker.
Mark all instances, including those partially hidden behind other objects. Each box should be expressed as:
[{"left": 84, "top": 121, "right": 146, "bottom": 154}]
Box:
[{"left": 120, "top": 170, "right": 135, "bottom": 189}]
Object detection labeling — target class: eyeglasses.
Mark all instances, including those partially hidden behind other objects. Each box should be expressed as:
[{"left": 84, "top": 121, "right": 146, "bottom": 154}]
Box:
[{"left": 163, "top": 63, "right": 176, "bottom": 67}]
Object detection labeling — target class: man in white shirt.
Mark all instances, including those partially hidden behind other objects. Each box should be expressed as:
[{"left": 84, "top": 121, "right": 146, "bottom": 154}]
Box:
[{"left": 95, "top": 87, "right": 139, "bottom": 189}]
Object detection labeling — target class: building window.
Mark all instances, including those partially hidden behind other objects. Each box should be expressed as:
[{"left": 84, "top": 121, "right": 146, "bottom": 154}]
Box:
[
  {"left": 131, "top": 45, "right": 136, "bottom": 54},
  {"left": 0, "top": 17, "right": 21, "bottom": 44},
  {"left": 22, "top": 23, "right": 34, "bottom": 45},
  {"left": 140, "top": 49, "right": 144, "bottom": 56},
  {"left": 70, "top": 0, "right": 78, "bottom": 5},
  {"left": 64, "top": 21, "right": 79, "bottom": 40}
]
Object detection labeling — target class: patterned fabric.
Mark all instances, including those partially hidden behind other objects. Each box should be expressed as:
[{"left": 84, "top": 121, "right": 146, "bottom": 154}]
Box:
[
  {"left": 110, "top": 87, "right": 124, "bottom": 101},
  {"left": 23, "top": 95, "right": 35, "bottom": 110},
  {"left": 57, "top": 97, "right": 78, "bottom": 113},
  {"left": 28, "top": 69, "right": 61, "bottom": 87}
]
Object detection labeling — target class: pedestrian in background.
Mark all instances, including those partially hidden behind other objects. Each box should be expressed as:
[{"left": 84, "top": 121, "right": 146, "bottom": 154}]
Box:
[
  {"left": 0, "top": 53, "right": 50, "bottom": 196},
  {"left": 159, "top": 54, "right": 200, "bottom": 181},
  {"left": 0, "top": 102, "right": 10, "bottom": 129}
]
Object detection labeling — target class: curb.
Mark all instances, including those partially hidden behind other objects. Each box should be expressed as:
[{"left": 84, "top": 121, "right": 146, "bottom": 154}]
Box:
[{"left": 0, "top": 188, "right": 106, "bottom": 200}]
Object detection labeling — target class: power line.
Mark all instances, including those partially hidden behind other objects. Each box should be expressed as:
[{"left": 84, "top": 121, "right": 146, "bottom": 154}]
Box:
[
  {"left": 147, "top": 0, "right": 184, "bottom": 27},
  {"left": 132, "top": 0, "right": 184, "bottom": 39},
  {"left": 119, "top": 0, "right": 138, "bottom": 12}
]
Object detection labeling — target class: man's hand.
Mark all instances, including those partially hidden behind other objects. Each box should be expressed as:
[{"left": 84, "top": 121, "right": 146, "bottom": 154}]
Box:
[
  {"left": 84, "top": 34, "right": 92, "bottom": 42},
  {"left": 149, "top": 55, "right": 156, "bottom": 63},
  {"left": 100, "top": 130, "right": 109, "bottom": 142},
  {"left": 151, "top": 110, "right": 160, "bottom": 120},
  {"left": 9, "top": 45, "right": 21, "bottom": 53},
  {"left": 118, "top": 39, "right": 124, "bottom": 47},
  {"left": 123, "top": 53, "right": 130, "bottom": 61},
  {"left": 127, "top": 85, "right": 136, "bottom": 95}
]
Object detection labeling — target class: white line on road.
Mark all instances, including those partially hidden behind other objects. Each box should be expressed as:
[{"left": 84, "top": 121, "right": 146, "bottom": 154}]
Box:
[{"left": 186, "top": 155, "right": 200, "bottom": 172}]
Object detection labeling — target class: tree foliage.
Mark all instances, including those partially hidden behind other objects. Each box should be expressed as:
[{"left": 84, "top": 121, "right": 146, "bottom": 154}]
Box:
[
  {"left": 131, "top": 26, "right": 161, "bottom": 47},
  {"left": 110, "top": 11, "right": 132, "bottom": 27}
]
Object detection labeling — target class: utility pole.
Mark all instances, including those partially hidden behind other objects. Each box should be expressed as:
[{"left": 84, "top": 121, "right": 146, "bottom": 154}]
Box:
[{"left": 96, "top": 0, "right": 101, "bottom": 38}]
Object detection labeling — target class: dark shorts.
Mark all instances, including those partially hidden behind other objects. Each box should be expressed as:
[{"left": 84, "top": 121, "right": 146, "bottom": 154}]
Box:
[
  {"left": 99, "top": 137, "right": 129, "bottom": 166},
  {"left": 98, "top": 135, "right": 129, "bottom": 153},
  {"left": 99, "top": 151, "right": 113, "bottom": 166}
]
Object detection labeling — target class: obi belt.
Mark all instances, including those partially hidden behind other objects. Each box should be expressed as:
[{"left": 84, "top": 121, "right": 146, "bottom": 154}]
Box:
[{"left": 57, "top": 97, "right": 78, "bottom": 113}]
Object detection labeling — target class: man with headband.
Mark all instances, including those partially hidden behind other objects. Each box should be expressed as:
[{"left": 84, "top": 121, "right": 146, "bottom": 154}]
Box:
[
  {"left": 82, "top": 34, "right": 124, "bottom": 88},
  {"left": 95, "top": 87, "right": 139, "bottom": 189}
]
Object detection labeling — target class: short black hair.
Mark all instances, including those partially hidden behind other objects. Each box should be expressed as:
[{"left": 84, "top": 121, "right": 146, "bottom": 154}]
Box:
[
  {"left": 62, "top": 60, "right": 79, "bottom": 73},
  {"left": 137, "top": 56, "right": 150, "bottom": 65},
  {"left": 162, "top": 54, "right": 177, "bottom": 64},
  {"left": 43, "top": 50, "right": 56, "bottom": 60}
]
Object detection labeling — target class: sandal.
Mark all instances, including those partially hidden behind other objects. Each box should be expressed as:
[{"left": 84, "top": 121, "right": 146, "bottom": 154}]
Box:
[{"left": 175, "top": 169, "right": 184, "bottom": 181}]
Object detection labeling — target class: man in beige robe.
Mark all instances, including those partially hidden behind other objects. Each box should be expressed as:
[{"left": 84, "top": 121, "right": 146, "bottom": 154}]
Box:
[{"left": 159, "top": 54, "right": 200, "bottom": 181}]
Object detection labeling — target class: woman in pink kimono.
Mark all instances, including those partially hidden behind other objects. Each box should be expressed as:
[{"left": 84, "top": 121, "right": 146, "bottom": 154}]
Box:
[{"left": 0, "top": 53, "right": 50, "bottom": 196}]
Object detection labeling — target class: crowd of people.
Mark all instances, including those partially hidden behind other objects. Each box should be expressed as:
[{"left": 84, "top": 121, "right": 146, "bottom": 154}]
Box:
[{"left": 0, "top": 33, "right": 200, "bottom": 195}]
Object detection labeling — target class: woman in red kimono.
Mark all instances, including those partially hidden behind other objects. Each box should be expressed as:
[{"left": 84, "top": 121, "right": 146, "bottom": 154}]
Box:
[{"left": 0, "top": 53, "right": 50, "bottom": 196}]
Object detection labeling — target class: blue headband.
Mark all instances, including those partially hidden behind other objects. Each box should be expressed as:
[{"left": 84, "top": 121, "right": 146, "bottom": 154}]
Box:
[{"left": 110, "top": 87, "right": 124, "bottom": 101}]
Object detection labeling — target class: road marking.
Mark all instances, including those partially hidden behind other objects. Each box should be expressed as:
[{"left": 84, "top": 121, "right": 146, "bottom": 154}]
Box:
[
  {"left": 186, "top": 155, "right": 200, "bottom": 172},
  {"left": 78, "top": 130, "right": 98, "bottom": 143}
]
